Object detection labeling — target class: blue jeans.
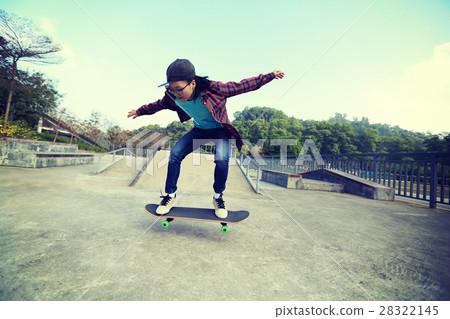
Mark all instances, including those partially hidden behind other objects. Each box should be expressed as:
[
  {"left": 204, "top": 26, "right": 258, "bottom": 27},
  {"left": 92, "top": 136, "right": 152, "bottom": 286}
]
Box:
[{"left": 165, "top": 127, "right": 232, "bottom": 194}]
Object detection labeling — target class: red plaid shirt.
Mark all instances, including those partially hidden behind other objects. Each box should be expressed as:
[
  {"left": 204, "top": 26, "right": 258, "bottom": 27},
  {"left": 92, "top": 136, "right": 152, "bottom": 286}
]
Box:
[{"left": 136, "top": 72, "right": 276, "bottom": 151}]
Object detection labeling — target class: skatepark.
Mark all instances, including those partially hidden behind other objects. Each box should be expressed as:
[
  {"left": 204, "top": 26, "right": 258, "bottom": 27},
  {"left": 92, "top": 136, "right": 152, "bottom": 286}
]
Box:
[{"left": 1, "top": 150, "right": 450, "bottom": 301}]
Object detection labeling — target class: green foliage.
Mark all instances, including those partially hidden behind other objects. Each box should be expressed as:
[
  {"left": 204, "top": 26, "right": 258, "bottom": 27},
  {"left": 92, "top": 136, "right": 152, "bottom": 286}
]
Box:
[
  {"left": 1, "top": 63, "right": 61, "bottom": 125},
  {"left": 165, "top": 120, "right": 194, "bottom": 140},
  {"left": 10, "top": 72, "right": 62, "bottom": 123},
  {"left": 0, "top": 116, "right": 37, "bottom": 139},
  {"left": 134, "top": 120, "right": 194, "bottom": 149},
  {"left": 377, "top": 136, "right": 416, "bottom": 153},
  {"left": 139, "top": 123, "right": 162, "bottom": 133},
  {"left": 356, "top": 128, "right": 379, "bottom": 153},
  {"left": 231, "top": 109, "right": 449, "bottom": 155},
  {"left": 423, "top": 135, "right": 450, "bottom": 153}
]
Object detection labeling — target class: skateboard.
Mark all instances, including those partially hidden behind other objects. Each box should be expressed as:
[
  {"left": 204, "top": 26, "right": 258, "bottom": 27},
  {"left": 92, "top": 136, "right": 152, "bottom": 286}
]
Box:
[{"left": 145, "top": 204, "right": 250, "bottom": 233}]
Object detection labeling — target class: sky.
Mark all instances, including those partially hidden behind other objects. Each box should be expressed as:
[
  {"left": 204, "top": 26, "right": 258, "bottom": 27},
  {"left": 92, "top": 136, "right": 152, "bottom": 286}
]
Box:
[{"left": 2, "top": 0, "right": 450, "bottom": 135}]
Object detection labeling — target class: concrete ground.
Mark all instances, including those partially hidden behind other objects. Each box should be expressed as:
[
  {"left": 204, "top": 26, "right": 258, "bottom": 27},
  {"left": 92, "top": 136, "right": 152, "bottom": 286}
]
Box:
[{"left": 0, "top": 151, "right": 449, "bottom": 301}]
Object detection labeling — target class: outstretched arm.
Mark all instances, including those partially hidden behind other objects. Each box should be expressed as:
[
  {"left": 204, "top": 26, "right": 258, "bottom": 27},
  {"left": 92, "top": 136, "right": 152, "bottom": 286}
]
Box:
[
  {"left": 127, "top": 92, "right": 191, "bottom": 123},
  {"left": 127, "top": 93, "right": 174, "bottom": 119},
  {"left": 211, "top": 70, "right": 285, "bottom": 98}
]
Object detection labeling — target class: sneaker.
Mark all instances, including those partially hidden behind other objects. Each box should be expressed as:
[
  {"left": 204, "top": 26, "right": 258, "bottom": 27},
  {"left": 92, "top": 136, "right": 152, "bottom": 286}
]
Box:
[
  {"left": 213, "top": 193, "right": 228, "bottom": 218},
  {"left": 156, "top": 193, "right": 176, "bottom": 215}
]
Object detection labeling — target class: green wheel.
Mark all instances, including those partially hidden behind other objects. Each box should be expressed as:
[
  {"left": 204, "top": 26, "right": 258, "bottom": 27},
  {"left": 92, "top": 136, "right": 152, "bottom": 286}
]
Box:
[
  {"left": 162, "top": 221, "right": 170, "bottom": 228},
  {"left": 221, "top": 225, "right": 229, "bottom": 234}
]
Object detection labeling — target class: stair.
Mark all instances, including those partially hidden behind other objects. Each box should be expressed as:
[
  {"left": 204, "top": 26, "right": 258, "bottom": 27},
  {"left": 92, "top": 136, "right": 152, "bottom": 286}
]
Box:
[{"left": 0, "top": 137, "right": 94, "bottom": 168}]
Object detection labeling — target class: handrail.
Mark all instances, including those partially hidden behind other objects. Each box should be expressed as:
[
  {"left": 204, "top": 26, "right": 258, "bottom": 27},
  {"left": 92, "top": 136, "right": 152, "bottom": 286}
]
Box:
[
  {"left": 96, "top": 148, "right": 134, "bottom": 174},
  {"left": 262, "top": 152, "right": 450, "bottom": 208},
  {"left": 236, "top": 151, "right": 261, "bottom": 193},
  {"left": 129, "top": 150, "right": 157, "bottom": 187}
]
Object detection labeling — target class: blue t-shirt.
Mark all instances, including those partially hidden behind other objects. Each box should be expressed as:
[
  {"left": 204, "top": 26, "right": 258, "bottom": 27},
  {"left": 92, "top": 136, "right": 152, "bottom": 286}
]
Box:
[{"left": 175, "top": 96, "right": 222, "bottom": 129}]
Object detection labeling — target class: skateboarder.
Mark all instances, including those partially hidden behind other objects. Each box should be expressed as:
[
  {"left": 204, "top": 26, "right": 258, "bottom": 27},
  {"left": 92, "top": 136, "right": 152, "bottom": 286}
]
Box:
[{"left": 128, "top": 59, "right": 284, "bottom": 218}]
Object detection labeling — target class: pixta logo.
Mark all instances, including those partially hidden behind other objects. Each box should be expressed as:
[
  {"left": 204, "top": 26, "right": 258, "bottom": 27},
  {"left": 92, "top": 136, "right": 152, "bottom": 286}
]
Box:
[
  {"left": 242, "top": 138, "right": 324, "bottom": 167},
  {"left": 126, "top": 129, "right": 324, "bottom": 175},
  {"left": 126, "top": 129, "right": 171, "bottom": 175}
]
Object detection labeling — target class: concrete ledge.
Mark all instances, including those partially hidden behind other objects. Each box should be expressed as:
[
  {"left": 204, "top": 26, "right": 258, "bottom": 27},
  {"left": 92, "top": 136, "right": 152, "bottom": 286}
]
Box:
[
  {"left": 35, "top": 153, "right": 94, "bottom": 168},
  {"left": 2, "top": 152, "right": 94, "bottom": 168},
  {"left": 261, "top": 169, "right": 302, "bottom": 188},
  {"left": 297, "top": 178, "right": 344, "bottom": 193},
  {"left": 301, "top": 169, "right": 395, "bottom": 201},
  {"left": 0, "top": 138, "right": 93, "bottom": 168},
  {"left": 0, "top": 137, "right": 78, "bottom": 153},
  {"left": 35, "top": 152, "right": 93, "bottom": 158},
  {"left": 261, "top": 169, "right": 344, "bottom": 193}
]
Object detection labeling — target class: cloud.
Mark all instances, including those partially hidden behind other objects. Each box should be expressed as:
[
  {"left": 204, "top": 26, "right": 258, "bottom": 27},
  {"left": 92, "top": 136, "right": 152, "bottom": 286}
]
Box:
[
  {"left": 59, "top": 44, "right": 76, "bottom": 68},
  {"left": 37, "top": 18, "right": 76, "bottom": 68},
  {"left": 39, "top": 17, "right": 57, "bottom": 36},
  {"left": 363, "top": 42, "right": 450, "bottom": 134},
  {"left": 405, "top": 42, "right": 450, "bottom": 95}
]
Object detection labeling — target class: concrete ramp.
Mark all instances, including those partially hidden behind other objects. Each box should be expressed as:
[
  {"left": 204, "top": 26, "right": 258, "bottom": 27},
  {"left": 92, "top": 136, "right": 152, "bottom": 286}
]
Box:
[
  {"left": 135, "top": 150, "right": 255, "bottom": 197},
  {"left": 99, "top": 150, "right": 255, "bottom": 197}
]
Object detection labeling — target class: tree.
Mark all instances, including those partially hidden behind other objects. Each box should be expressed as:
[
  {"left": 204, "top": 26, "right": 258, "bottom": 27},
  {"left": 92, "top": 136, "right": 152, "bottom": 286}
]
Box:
[
  {"left": 332, "top": 122, "right": 357, "bottom": 154},
  {"left": 107, "top": 125, "right": 134, "bottom": 150},
  {"left": 79, "top": 112, "right": 108, "bottom": 145},
  {"left": 229, "top": 106, "right": 444, "bottom": 156},
  {"left": 0, "top": 9, "right": 62, "bottom": 125},
  {"left": 444, "top": 134, "right": 450, "bottom": 153},
  {"left": 165, "top": 120, "right": 193, "bottom": 142},
  {"left": 356, "top": 127, "right": 379, "bottom": 153},
  {"left": 423, "top": 134, "right": 449, "bottom": 153},
  {"left": 328, "top": 112, "right": 349, "bottom": 124},
  {"left": 377, "top": 136, "right": 415, "bottom": 153},
  {"left": 1, "top": 70, "right": 62, "bottom": 124}
]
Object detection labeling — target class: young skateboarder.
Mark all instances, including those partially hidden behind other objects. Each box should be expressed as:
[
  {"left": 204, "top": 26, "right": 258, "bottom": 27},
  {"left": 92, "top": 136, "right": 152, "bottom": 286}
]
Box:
[{"left": 128, "top": 59, "right": 284, "bottom": 218}]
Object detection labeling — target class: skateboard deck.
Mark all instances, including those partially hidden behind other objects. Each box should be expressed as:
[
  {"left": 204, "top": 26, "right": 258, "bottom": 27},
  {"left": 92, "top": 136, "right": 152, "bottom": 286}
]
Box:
[{"left": 145, "top": 204, "right": 250, "bottom": 233}]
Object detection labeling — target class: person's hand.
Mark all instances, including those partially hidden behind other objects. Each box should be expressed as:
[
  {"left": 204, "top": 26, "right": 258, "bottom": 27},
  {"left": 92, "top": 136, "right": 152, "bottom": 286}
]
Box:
[
  {"left": 273, "top": 70, "right": 285, "bottom": 79},
  {"left": 128, "top": 109, "right": 138, "bottom": 119}
]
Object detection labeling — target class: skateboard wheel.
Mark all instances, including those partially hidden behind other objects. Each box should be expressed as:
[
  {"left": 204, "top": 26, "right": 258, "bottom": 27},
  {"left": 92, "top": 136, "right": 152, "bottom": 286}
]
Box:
[
  {"left": 221, "top": 225, "right": 229, "bottom": 233},
  {"left": 162, "top": 221, "right": 170, "bottom": 228}
]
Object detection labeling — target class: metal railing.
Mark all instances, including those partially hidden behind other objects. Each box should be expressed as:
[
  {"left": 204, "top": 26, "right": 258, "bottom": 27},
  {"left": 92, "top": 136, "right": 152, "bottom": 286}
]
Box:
[
  {"left": 96, "top": 148, "right": 134, "bottom": 174},
  {"left": 129, "top": 149, "right": 158, "bottom": 187},
  {"left": 262, "top": 152, "right": 450, "bottom": 208},
  {"left": 236, "top": 152, "right": 261, "bottom": 193}
]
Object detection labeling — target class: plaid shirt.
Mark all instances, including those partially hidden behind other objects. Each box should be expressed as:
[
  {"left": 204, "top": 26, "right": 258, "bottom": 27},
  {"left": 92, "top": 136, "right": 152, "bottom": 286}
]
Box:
[{"left": 136, "top": 72, "right": 276, "bottom": 151}]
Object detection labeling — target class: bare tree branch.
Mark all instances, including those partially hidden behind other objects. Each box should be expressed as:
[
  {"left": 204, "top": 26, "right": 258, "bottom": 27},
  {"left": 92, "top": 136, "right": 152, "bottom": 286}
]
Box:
[{"left": 0, "top": 9, "right": 63, "bottom": 124}]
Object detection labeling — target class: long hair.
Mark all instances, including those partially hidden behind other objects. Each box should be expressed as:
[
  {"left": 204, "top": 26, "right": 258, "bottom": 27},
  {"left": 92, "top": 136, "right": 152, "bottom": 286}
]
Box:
[{"left": 193, "top": 75, "right": 212, "bottom": 98}]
